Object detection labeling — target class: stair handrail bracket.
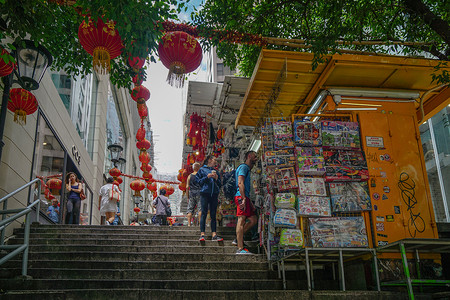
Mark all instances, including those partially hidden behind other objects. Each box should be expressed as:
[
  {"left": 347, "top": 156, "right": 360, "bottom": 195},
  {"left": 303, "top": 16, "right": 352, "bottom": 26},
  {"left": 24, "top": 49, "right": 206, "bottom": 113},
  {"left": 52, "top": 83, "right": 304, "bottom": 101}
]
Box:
[{"left": 0, "top": 178, "right": 42, "bottom": 277}]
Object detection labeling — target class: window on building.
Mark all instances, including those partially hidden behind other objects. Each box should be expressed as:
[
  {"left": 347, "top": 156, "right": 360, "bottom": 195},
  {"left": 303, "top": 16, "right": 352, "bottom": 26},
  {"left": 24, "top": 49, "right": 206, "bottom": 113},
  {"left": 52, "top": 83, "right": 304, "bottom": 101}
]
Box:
[
  {"left": 87, "top": 75, "right": 98, "bottom": 159},
  {"left": 420, "top": 106, "right": 450, "bottom": 223},
  {"left": 217, "top": 63, "right": 224, "bottom": 76}
]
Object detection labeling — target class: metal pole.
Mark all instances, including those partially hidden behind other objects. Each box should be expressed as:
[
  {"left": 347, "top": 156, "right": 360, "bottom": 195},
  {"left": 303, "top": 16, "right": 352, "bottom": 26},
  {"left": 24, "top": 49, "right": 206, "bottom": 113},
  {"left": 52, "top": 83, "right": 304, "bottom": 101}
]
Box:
[
  {"left": 415, "top": 249, "right": 423, "bottom": 293},
  {"left": 22, "top": 208, "right": 31, "bottom": 276},
  {"left": 281, "top": 259, "right": 286, "bottom": 290},
  {"left": 373, "top": 250, "right": 381, "bottom": 291},
  {"left": 305, "top": 249, "right": 311, "bottom": 291},
  {"left": 400, "top": 242, "right": 415, "bottom": 300},
  {"left": 339, "top": 249, "right": 346, "bottom": 291}
]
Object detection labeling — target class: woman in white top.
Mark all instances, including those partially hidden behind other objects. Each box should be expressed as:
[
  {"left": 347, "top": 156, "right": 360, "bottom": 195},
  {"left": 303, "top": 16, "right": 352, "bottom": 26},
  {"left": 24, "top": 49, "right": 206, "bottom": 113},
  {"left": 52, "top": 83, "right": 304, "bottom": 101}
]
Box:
[{"left": 98, "top": 177, "right": 121, "bottom": 225}]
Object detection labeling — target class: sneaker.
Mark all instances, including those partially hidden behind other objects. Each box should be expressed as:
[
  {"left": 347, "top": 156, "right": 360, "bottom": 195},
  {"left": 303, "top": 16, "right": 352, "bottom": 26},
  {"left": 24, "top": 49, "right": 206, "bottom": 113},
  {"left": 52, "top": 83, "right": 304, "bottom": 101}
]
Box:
[
  {"left": 199, "top": 235, "right": 205, "bottom": 242},
  {"left": 236, "top": 248, "right": 253, "bottom": 255},
  {"left": 211, "top": 235, "right": 223, "bottom": 242},
  {"left": 231, "top": 238, "right": 238, "bottom": 246},
  {"left": 105, "top": 221, "right": 110, "bottom": 225}
]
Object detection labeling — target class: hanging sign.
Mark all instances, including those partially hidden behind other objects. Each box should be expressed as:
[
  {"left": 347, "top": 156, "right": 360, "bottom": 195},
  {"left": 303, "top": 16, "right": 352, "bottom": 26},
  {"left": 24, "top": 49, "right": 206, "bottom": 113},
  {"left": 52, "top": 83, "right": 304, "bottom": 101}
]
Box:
[{"left": 366, "top": 136, "right": 384, "bottom": 148}]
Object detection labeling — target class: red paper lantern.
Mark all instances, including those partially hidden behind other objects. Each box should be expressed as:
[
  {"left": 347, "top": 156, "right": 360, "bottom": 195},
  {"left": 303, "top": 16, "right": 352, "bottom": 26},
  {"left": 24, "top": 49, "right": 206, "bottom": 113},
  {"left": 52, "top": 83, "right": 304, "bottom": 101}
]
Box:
[
  {"left": 109, "top": 167, "right": 121, "bottom": 178},
  {"left": 133, "top": 74, "right": 144, "bottom": 86},
  {"left": 78, "top": 17, "right": 123, "bottom": 74},
  {"left": 158, "top": 31, "right": 202, "bottom": 87},
  {"left": 128, "top": 56, "right": 145, "bottom": 72},
  {"left": 7, "top": 88, "right": 38, "bottom": 125},
  {"left": 47, "top": 178, "right": 62, "bottom": 195},
  {"left": 116, "top": 176, "right": 123, "bottom": 185},
  {"left": 136, "top": 126, "right": 146, "bottom": 141},
  {"left": 139, "top": 151, "right": 150, "bottom": 164},
  {"left": 147, "top": 181, "right": 157, "bottom": 192},
  {"left": 137, "top": 103, "right": 148, "bottom": 119},
  {"left": 131, "top": 85, "right": 150, "bottom": 104},
  {"left": 167, "top": 185, "right": 174, "bottom": 196},
  {"left": 0, "top": 48, "right": 15, "bottom": 77},
  {"left": 142, "top": 172, "right": 152, "bottom": 182},
  {"left": 136, "top": 138, "right": 151, "bottom": 153},
  {"left": 130, "top": 179, "right": 145, "bottom": 197},
  {"left": 133, "top": 207, "right": 141, "bottom": 214}
]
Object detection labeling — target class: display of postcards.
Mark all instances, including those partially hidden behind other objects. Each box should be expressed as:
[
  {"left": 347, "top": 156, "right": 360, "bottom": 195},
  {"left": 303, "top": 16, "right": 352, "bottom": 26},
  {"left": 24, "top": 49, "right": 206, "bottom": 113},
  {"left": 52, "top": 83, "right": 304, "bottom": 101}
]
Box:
[
  {"left": 265, "top": 149, "right": 295, "bottom": 167},
  {"left": 322, "top": 121, "right": 361, "bottom": 150},
  {"left": 325, "top": 166, "right": 370, "bottom": 182},
  {"left": 273, "top": 121, "right": 294, "bottom": 149},
  {"left": 273, "top": 209, "right": 297, "bottom": 227},
  {"left": 329, "top": 182, "right": 372, "bottom": 212},
  {"left": 309, "top": 216, "right": 368, "bottom": 248},
  {"left": 274, "top": 167, "right": 298, "bottom": 191},
  {"left": 275, "top": 193, "right": 296, "bottom": 209},
  {"left": 323, "top": 150, "right": 367, "bottom": 168},
  {"left": 279, "top": 229, "right": 303, "bottom": 247},
  {"left": 297, "top": 195, "right": 331, "bottom": 216},
  {"left": 296, "top": 147, "right": 325, "bottom": 175},
  {"left": 293, "top": 121, "right": 322, "bottom": 146},
  {"left": 297, "top": 177, "right": 327, "bottom": 196}
]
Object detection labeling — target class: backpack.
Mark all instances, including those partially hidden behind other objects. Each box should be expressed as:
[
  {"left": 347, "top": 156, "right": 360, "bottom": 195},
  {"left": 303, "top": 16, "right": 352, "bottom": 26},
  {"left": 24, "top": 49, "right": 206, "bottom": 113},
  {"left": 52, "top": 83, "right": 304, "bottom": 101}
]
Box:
[{"left": 222, "top": 164, "right": 249, "bottom": 201}]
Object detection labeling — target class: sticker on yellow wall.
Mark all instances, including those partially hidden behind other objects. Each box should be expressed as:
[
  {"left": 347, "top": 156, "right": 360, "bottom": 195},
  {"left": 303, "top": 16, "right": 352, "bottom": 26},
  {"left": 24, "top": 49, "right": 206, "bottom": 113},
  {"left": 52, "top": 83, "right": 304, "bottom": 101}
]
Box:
[{"left": 386, "top": 215, "right": 394, "bottom": 222}]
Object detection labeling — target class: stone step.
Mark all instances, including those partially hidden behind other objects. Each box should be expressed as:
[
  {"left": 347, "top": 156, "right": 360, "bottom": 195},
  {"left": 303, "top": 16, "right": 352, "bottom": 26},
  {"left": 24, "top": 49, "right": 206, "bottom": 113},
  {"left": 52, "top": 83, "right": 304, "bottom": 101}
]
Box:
[
  {"left": 2, "top": 259, "right": 270, "bottom": 271},
  {"left": 0, "top": 290, "right": 407, "bottom": 300},
  {"left": 0, "top": 278, "right": 289, "bottom": 291},
  {"left": 26, "top": 244, "right": 241, "bottom": 254},
  {"left": 13, "top": 232, "right": 237, "bottom": 240},
  {"left": 1, "top": 268, "right": 277, "bottom": 280},
  {"left": 25, "top": 224, "right": 238, "bottom": 233},
  {"left": 9, "top": 238, "right": 252, "bottom": 247},
  {"left": 24, "top": 251, "right": 266, "bottom": 262}
]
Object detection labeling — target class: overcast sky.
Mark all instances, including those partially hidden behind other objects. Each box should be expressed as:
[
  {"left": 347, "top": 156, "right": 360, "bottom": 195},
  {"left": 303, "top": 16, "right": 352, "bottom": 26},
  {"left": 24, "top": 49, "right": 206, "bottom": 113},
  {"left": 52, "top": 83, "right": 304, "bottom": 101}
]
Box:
[{"left": 144, "top": 0, "right": 206, "bottom": 175}]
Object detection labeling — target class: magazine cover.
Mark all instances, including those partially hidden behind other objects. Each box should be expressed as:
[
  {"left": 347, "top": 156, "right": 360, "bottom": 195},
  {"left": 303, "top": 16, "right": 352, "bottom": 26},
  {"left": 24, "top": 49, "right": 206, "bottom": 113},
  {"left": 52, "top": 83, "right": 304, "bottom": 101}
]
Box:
[
  {"left": 293, "top": 121, "right": 322, "bottom": 146},
  {"left": 265, "top": 149, "right": 296, "bottom": 167},
  {"left": 324, "top": 166, "right": 370, "bottom": 182},
  {"left": 275, "top": 167, "right": 298, "bottom": 191},
  {"left": 296, "top": 147, "right": 325, "bottom": 175},
  {"left": 309, "top": 216, "right": 368, "bottom": 248},
  {"left": 275, "top": 192, "right": 296, "bottom": 209},
  {"left": 273, "top": 121, "right": 294, "bottom": 149},
  {"left": 279, "top": 229, "right": 303, "bottom": 247},
  {"left": 297, "top": 177, "right": 327, "bottom": 196},
  {"left": 329, "top": 182, "right": 372, "bottom": 212},
  {"left": 322, "top": 121, "right": 361, "bottom": 150},
  {"left": 323, "top": 150, "right": 368, "bottom": 182},
  {"left": 297, "top": 195, "right": 331, "bottom": 216},
  {"left": 273, "top": 209, "right": 298, "bottom": 227}
]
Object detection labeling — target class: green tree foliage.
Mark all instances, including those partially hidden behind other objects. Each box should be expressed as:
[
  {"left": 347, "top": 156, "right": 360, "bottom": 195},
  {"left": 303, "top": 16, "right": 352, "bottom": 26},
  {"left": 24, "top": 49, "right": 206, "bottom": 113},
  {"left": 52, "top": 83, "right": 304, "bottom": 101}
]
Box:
[
  {"left": 192, "top": 0, "right": 450, "bottom": 81},
  {"left": 0, "top": 0, "right": 187, "bottom": 89}
]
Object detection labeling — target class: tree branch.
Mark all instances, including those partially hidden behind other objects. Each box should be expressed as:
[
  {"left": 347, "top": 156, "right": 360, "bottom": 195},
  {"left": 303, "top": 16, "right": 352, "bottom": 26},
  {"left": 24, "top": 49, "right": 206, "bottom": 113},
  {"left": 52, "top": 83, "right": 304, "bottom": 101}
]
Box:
[{"left": 402, "top": 0, "right": 450, "bottom": 46}]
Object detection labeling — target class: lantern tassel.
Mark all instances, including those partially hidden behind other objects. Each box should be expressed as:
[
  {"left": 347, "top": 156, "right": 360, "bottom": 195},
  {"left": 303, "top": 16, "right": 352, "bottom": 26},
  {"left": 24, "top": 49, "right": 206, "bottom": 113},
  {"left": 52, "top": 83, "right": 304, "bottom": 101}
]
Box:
[
  {"left": 14, "top": 110, "right": 27, "bottom": 125},
  {"left": 93, "top": 47, "right": 111, "bottom": 75},
  {"left": 167, "top": 61, "right": 186, "bottom": 88}
]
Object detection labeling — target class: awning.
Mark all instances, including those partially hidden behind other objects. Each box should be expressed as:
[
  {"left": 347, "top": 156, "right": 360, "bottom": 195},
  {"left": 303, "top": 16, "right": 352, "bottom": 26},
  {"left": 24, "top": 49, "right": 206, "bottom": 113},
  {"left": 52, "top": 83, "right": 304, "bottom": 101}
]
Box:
[{"left": 235, "top": 49, "right": 450, "bottom": 127}]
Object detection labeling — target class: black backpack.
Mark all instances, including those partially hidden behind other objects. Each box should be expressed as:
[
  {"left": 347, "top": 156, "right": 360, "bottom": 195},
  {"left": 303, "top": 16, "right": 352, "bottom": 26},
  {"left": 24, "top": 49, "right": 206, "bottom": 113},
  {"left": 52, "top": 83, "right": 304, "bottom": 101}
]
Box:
[{"left": 222, "top": 164, "right": 249, "bottom": 201}]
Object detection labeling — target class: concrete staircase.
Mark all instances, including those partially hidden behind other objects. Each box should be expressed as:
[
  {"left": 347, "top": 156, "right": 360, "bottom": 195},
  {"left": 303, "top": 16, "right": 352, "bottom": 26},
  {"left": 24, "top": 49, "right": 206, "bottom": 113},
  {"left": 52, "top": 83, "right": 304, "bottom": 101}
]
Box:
[{"left": 0, "top": 224, "right": 405, "bottom": 299}]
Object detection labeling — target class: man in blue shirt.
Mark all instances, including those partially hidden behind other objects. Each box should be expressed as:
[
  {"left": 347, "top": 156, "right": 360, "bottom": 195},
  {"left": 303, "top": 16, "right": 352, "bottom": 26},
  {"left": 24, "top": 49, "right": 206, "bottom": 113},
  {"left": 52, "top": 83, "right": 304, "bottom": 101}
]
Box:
[
  {"left": 234, "top": 151, "right": 258, "bottom": 254},
  {"left": 46, "top": 199, "right": 59, "bottom": 223}
]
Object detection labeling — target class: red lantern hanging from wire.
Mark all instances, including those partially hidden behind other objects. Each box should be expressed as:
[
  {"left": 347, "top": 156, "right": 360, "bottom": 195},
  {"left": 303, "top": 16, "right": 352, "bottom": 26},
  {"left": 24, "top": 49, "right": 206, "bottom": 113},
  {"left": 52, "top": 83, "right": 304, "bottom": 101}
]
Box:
[
  {"left": 130, "top": 179, "right": 145, "bottom": 197},
  {"left": 142, "top": 171, "right": 152, "bottom": 182},
  {"left": 147, "top": 181, "right": 157, "bottom": 192},
  {"left": 158, "top": 31, "right": 202, "bottom": 88},
  {"left": 7, "top": 88, "right": 38, "bottom": 125},
  {"left": 47, "top": 178, "right": 62, "bottom": 195},
  {"left": 116, "top": 176, "right": 123, "bottom": 185},
  {"left": 109, "top": 167, "right": 121, "bottom": 179},
  {"left": 140, "top": 163, "right": 152, "bottom": 173},
  {"left": 133, "top": 206, "right": 141, "bottom": 214},
  {"left": 133, "top": 73, "right": 144, "bottom": 86},
  {"left": 137, "top": 103, "right": 148, "bottom": 120},
  {"left": 128, "top": 56, "right": 146, "bottom": 72},
  {"left": 136, "top": 138, "right": 151, "bottom": 155},
  {"left": 0, "top": 48, "right": 15, "bottom": 77},
  {"left": 78, "top": 17, "right": 123, "bottom": 74},
  {"left": 131, "top": 85, "right": 150, "bottom": 104},
  {"left": 166, "top": 185, "right": 174, "bottom": 196},
  {"left": 139, "top": 151, "right": 150, "bottom": 164},
  {"left": 136, "top": 125, "right": 146, "bottom": 141}
]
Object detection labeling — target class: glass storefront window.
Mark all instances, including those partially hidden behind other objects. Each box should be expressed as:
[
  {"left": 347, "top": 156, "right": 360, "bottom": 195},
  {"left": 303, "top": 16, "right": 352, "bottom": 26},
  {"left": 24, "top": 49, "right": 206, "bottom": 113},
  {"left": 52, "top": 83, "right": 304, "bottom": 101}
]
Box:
[
  {"left": 420, "top": 106, "right": 450, "bottom": 222},
  {"left": 33, "top": 113, "right": 65, "bottom": 223}
]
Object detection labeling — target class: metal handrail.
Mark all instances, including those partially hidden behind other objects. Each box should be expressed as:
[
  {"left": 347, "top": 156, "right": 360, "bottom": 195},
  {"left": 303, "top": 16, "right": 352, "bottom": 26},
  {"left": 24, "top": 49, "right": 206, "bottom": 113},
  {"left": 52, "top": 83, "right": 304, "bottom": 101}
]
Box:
[{"left": 0, "top": 178, "right": 41, "bottom": 276}]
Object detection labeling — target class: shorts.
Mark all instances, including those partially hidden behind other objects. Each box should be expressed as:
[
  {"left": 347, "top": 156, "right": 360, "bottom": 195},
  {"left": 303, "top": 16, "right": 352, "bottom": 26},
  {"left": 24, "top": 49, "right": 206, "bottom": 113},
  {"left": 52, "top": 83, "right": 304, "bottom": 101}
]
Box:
[
  {"left": 234, "top": 196, "right": 256, "bottom": 218},
  {"left": 187, "top": 192, "right": 201, "bottom": 214}
]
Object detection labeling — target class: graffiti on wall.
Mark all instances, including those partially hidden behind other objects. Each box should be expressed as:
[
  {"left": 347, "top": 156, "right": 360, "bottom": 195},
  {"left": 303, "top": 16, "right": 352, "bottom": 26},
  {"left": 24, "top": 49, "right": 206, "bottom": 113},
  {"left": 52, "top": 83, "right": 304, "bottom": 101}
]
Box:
[{"left": 398, "top": 172, "right": 425, "bottom": 237}]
